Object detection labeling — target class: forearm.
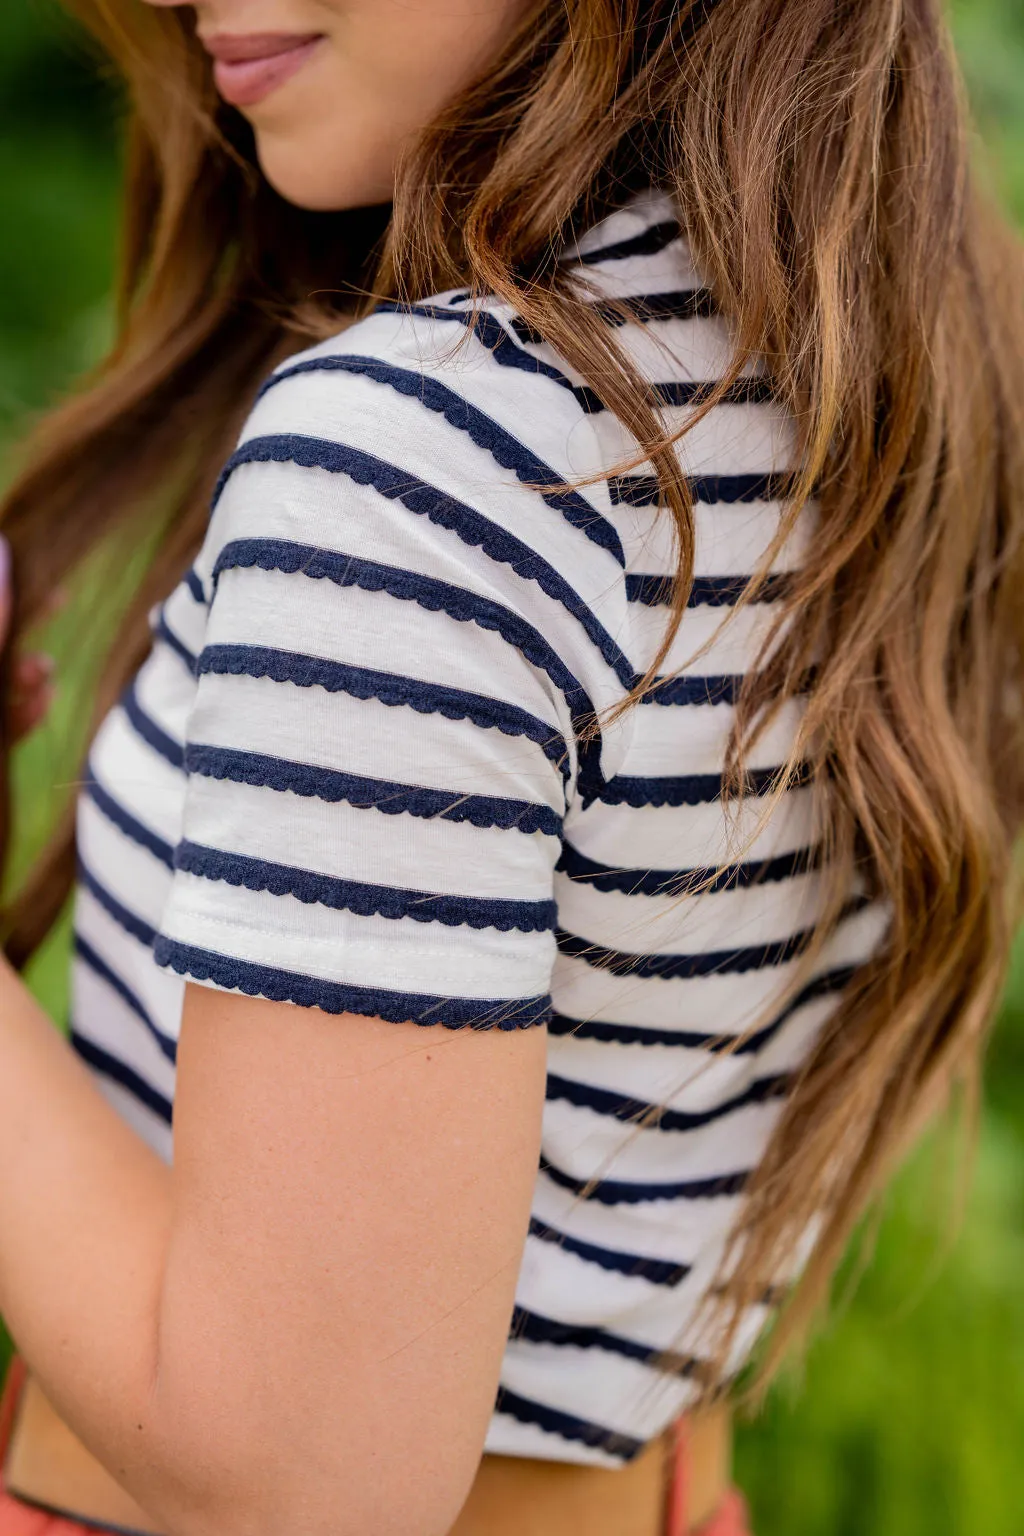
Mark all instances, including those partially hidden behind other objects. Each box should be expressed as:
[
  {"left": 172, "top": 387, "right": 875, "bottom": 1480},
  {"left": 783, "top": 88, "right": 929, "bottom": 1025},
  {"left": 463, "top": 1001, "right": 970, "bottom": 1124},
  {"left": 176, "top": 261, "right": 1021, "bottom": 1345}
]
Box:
[
  {"left": 0, "top": 955, "right": 177, "bottom": 1506},
  {"left": 0, "top": 959, "right": 541, "bottom": 1536}
]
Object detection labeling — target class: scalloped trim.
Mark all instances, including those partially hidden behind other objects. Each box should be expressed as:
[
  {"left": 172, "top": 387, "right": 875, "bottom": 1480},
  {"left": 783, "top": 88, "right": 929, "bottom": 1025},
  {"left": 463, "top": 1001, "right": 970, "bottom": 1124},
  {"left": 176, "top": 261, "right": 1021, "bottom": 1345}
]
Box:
[
  {"left": 640, "top": 673, "right": 740, "bottom": 708},
  {"left": 185, "top": 744, "right": 563, "bottom": 837},
  {"left": 211, "top": 434, "right": 633, "bottom": 690},
  {"left": 196, "top": 643, "right": 572, "bottom": 781},
  {"left": 526, "top": 1215, "right": 692, "bottom": 1286},
  {"left": 213, "top": 539, "right": 599, "bottom": 727},
  {"left": 555, "top": 896, "right": 867, "bottom": 982},
  {"left": 555, "top": 839, "right": 821, "bottom": 897},
  {"left": 539, "top": 1155, "right": 750, "bottom": 1205},
  {"left": 251, "top": 356, "right": 626, "bottom": 566},
  {"left": 372, "top": 301, "right": 586, "bottom": 403},
  {"left": 152, "top": 937, "right": 550, "bottom": 1031},
  {"left": 554, "top": 922, "right": 814, "bottom": 982},
  {"left": 493, "top": 1388, "right": 643, "bottom": 1462},
  {"left": 545, "top": 1066, "right": 791, "bottom": 1133},
  {"left": 595, "top": 761, "right": 812, "bottom": 809},
  {"left": 174, "top": 840, "right": 557, "bottom": 934}
]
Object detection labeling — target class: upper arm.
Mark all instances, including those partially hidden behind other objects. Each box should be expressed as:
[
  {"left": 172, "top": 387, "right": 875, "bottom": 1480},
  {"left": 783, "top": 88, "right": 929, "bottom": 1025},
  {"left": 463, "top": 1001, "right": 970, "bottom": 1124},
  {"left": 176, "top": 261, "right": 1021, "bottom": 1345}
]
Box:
[
  {"left": 155, "top": 987, "right": 546, "bottom": 1536},
  {"left": 144, "top": 351, "right": 587, "bottom": 1533}
]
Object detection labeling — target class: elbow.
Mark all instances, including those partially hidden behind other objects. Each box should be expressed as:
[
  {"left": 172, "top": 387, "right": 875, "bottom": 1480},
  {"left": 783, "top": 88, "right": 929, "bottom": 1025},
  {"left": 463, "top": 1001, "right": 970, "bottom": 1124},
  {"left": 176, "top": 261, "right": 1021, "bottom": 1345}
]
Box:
[
  {"left": 160, "top": 1471, "right": 474, "bottom": 1536},
  {"left": 142, "top": 1404, "right": 477, "bottom": 1536}
]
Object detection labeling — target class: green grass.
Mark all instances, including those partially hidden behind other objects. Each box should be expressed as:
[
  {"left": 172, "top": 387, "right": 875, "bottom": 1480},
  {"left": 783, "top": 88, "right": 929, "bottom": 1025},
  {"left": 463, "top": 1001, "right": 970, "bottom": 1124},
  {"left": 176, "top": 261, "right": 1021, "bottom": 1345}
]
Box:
[{"left": 2, "top": 1, "right": 1024, "bottom": 1530}]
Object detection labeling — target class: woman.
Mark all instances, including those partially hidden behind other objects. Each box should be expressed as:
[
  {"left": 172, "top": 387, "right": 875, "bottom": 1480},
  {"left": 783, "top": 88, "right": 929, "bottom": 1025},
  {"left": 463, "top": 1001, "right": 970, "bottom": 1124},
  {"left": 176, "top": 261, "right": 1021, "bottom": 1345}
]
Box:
[{"left": 0, "top": 0, "right": 1021, "bottom": 1532}]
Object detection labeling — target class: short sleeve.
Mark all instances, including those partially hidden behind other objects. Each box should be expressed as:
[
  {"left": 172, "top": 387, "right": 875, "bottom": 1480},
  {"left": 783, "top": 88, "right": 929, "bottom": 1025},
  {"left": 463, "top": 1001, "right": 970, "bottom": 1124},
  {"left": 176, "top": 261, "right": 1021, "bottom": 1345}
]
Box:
[{"left": 150, "top": 341, "right": 606, "bottom": 1030}]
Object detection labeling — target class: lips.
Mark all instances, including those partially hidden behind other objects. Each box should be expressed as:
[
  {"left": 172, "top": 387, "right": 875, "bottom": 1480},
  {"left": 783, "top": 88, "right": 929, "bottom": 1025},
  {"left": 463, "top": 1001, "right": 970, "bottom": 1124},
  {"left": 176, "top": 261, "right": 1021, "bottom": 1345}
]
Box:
[{"left": 201, "top": 31, "right": 325, "bottom": 108}]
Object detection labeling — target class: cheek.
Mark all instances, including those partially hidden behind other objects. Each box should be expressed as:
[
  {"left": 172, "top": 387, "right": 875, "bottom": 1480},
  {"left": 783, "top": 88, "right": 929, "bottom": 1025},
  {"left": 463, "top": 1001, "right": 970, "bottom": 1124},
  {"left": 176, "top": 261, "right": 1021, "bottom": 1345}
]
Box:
[{"left": 247, "top": 0, "right": 534, "bottom": 210}]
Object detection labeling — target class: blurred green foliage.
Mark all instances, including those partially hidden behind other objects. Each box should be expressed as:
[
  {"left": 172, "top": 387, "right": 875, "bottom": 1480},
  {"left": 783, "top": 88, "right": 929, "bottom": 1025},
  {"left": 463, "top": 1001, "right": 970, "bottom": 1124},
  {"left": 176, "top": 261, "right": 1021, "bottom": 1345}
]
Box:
[{"left": 0, "top": 1, "right": 1022, "bottom": 1532}]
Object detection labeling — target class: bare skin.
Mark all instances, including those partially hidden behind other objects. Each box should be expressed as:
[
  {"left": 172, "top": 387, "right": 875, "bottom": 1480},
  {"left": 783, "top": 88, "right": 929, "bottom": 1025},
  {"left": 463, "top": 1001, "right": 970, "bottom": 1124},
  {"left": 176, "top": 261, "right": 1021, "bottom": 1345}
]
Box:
[
  {"left": 0, "top": 8, "right": 549, "bottom": 1534},
  {"left": 141, "top": 0, "right": 535, "bottom": 209}
]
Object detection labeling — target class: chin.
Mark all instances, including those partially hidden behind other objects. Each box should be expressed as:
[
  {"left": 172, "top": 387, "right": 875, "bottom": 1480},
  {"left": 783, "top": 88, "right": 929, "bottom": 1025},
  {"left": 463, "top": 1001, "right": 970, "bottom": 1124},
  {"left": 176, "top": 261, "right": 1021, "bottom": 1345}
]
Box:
[{"left": 254, "top": 132, "right": 396, "bottom": 213}]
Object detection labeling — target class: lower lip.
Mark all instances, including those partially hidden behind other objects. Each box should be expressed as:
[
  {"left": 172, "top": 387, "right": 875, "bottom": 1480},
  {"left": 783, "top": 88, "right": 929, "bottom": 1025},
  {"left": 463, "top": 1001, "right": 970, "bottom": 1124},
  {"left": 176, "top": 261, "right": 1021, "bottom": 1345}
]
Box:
[{"left": 212, "top": 36, "right": 324, "bottom": 108}]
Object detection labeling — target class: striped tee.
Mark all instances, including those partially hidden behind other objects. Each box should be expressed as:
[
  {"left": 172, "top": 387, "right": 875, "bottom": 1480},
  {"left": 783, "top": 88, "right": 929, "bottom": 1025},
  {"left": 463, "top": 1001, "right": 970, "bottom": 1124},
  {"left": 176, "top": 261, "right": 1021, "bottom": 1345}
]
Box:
[{"left": 72, "top": 188, "right": 885, "bottom": 1466}]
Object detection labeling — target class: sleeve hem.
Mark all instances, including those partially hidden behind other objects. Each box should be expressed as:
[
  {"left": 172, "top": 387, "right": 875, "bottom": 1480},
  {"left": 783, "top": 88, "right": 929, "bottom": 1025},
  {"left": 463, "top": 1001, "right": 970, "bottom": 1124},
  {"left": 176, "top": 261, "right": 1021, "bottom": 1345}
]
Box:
[{"left": 153, "top": 935, "right": 551, "bottom": 1031}]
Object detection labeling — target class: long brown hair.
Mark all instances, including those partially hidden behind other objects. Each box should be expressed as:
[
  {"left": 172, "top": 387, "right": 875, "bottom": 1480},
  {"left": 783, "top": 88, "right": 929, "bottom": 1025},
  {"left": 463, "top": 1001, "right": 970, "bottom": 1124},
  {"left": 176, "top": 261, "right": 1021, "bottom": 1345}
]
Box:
[{"left": 3, "top": 0, "right": 1023, "bottom": 1391}]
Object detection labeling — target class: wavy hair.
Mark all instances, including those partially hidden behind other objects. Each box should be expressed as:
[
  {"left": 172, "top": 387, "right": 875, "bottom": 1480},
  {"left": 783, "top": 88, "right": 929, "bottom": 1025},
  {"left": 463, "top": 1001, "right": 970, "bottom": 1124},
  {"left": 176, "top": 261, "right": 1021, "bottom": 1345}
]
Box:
[{"left": 2, "top": 0, "right": 1023, "bottom": 1390}]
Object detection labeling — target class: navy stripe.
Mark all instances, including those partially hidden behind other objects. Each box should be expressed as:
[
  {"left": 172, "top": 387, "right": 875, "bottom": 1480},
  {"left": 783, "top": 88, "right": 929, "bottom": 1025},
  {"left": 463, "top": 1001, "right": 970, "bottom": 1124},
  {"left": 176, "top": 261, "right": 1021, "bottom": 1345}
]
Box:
[
  {"left": 246, "top": 357, "right": 626, "bottom": 563},
  {"left": 73, "top": 933, "right": 177, "bottom": 1063},
  {"left": 504, "top": 290, "right": 716, "bottom": 345},
  {"left": 610, "top": 472, "right": 792, "bottom": 508},
  {"left": 546, "top": 964, "right": 860, "bottom": 1051},
  {"left": 648, "top": 378, "right": 774, "bottom": 409},
  {"left": 77, "top": 859, "right": 156, "bottom": 949},
  {"left": 555, "top": 917, "right": 823, "bottom": 980},
  {"left": 527, "top": 1217, "right": 691, "bottom": 1287},
  {"left": 625, "top": 572, "right": 794, "bottom": 608},
  {"left": 540, "top": 1158, "right": 748, "bottom": 1205},
  {"left": 570, "top": 377, "right": 771, "bottom": 414},
  {"left": 184, "top": 566, "right": 207, "bottom": 604},
  {"left": 493, "top": 1387, "right": 644, "bottom": 1462},
  {"left": 84, "top": 771, "right": 175, "bottom": 870},
  {"left": 545, "top": 1070, "right": 790, "bottom": 1131},
  {"left": 208, "top": 435, "right": 630, "bottom": 685},
  {"left": 608, "top": 289, "right": 718, "bottom": 322},
  {"left": 211, "top": 537, "right": 611, "bottom": 797},
  {"left": 641, "top": 673, "right": 741, "bottom": 707},
  {"left": 174, "top": 840, "right": 557, "bottom": 934},
  {"left": 71, "top": 1031, "right": 173, "bottom": 1124},
  {"left": 196, "top": 643, "right": 572, "bottom": 782},
  {"left": 556, "top": 840, "right": 819, "bottom": 896},
  {"left": 153, "top": 938, "right": 550, "bottom": 1030},
  {"left": 211, "top": 539, "right": 598, "bottom": 698},
  {"left": 374, "top": 302, "right": 593, "bottom": 409},
  {"left": 594, "top": 760, "right": 813, "bottom": 808},
  {"left": 409, "top": 296, "right": 748, "bottom": 416},
  {"left": 185, "top": 744, "right": 563, "bottom": 837},
  {"left": 511, "top": 1307, "right": 698, "bottom": 1377},
  {"left": 153, "top": 609, "right": 197, "bottom": 674},
  {"left": 120, "top": 683, "right": 184, "bottom": 771},
  {"left": 383, "top": 297, "right": 725, "bottom": 422},
  {"left": 569, "top": 219, "right": 683, "bottom": 266}
]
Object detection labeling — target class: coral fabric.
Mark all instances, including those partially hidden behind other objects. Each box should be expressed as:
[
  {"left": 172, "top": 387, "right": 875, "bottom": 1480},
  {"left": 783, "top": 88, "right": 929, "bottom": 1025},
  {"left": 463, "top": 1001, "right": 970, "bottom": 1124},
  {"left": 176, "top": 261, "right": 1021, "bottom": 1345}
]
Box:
[
  {"left": 696, "top": 1488, "right": 754, "bottom": 1536},
  {"left": 665, "top": 1417, "right": 754, "bottom": 1536},
  {"left": 0, "top": 1491, "right": 98, "bottom": 1536}
]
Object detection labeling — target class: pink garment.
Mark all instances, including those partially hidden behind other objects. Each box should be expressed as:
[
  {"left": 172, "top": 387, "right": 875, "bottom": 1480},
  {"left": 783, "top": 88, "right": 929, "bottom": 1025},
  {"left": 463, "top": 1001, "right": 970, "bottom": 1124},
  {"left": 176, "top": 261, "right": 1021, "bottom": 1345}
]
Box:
[
  {"left": 695, "top": 1488, "right": 754, "bottom": 1536},
  {"left": 665, "top": 1416, "right": 754, "bottom": 1536}
]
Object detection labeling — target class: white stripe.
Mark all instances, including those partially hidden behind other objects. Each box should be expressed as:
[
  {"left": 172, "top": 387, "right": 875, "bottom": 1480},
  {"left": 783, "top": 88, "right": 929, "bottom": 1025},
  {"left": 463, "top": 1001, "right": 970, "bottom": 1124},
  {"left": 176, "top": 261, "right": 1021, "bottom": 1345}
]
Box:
[
  {"left": 189, "top": 673, "right": 566, "bottom": 820},
  {"left": 72, "top": 962, "right": 177, "bottom": 1101},
  {"left": 549, "top": 901, "right": 888, "bottom": 1033},
  {"left": 73, "top": 887, "right": 184, "bottom": 1033},
  {"left": 540, "top": 1095, "right": 782, "bottom": 1184},
  {"left": 498, "top": 1339, "right": 695, "bottom": 1441},
  {"left": 554, "top": 866, "right": 827, "bottom": 958},
  {"left": 206, "top": 566, "right": 569, "bottom": 739},
  {"left": 160, "top": 876, "right": 556, "bottom": 1001},
  {"left": 89, "top": 706, "right": 185, "bottom": 847},
  {"left": 180, "top": 771, "right": 558, "bottom": 903},
  {"left": 546, "top": 993, "right": 838, "bottom": 1103},
  {"left": 563, "top": 785, "right": 818, "bottom": 871}
]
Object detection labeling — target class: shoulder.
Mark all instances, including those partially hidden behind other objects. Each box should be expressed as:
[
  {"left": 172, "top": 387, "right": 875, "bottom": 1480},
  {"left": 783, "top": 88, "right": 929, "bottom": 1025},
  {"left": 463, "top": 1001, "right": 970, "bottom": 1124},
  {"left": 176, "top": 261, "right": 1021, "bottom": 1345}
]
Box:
[{"left": 201, "top": 186, "right": 711, "bottom": 570}]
